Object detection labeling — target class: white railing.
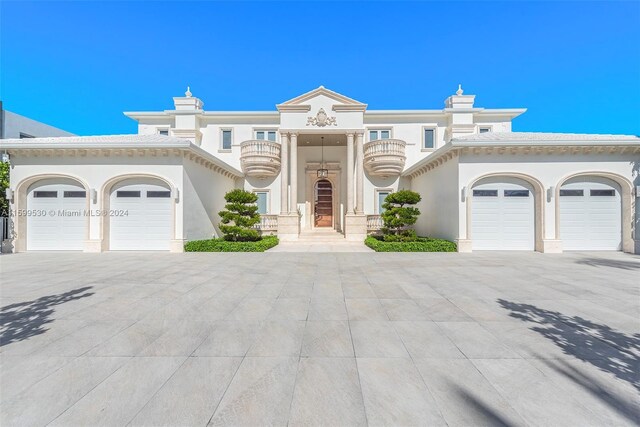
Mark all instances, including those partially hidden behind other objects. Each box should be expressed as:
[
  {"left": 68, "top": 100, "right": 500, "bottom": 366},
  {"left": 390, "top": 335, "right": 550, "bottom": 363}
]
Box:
[
  {"left": 254, "top": 214, "right": 278, "bottom": 232},
  {"left": 366, "top": 214, "right": 383, "bottom": 231},
  {"left": 240, "top": 140, "right": 282, "bottom": 177},
  {"left": 364, "top": 138, "right": 406, "bottom": 157},
  {"left": 363, "top": 139, "right": 407, "bottom": 176}
]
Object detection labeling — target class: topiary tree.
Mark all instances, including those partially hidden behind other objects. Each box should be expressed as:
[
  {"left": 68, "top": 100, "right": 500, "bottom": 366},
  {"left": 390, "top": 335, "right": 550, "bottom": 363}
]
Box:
[
  {"left": 380, "top": 190, "right": 421, "bottom": 242},
  {"left": 218, "top": 189, "right": 261, "bottom": 241}
]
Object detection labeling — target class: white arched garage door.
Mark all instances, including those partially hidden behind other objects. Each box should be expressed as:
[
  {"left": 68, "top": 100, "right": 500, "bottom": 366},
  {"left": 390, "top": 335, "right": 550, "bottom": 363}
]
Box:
[
  {"left": 109, "top": 179, "right": 172, "bottom": 251},
  {"left": 471, "top": 177, "right": 535, "bottom": 250},
  {"left": 559, "top": 177, "right": 621, "bottom": 250},
  {"left": 27, "top": 178, "right": 87, "bottom": 250}
]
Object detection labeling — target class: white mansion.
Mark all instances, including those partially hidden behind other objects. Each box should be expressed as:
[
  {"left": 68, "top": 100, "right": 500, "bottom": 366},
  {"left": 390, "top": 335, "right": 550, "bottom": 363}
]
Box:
[{"left": 1, "top": 86, "right": 638, "bottom": 253}]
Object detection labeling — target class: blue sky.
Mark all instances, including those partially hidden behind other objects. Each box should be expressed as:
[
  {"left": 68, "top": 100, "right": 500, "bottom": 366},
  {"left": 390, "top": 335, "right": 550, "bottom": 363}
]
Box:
[{"left": 1, "top": 1, "right": 639, "bottom": 136}]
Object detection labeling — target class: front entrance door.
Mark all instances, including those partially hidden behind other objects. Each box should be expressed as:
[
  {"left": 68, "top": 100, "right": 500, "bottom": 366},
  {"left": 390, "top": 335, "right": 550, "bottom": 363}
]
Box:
[{"left": 314, "top": 179, "right": 333, "bottom": 227}]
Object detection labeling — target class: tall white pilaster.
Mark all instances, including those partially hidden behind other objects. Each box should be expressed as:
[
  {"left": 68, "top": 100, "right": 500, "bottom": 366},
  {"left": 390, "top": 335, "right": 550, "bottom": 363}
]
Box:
[
  {"left": 289, "top": 133, "right": 298, "bottom": 214},
  {"left": 356, "top": 132, "right": 364, "bottom": 214},
  {"left": 280, "top": 132, "right": 289, "bottom": 214}
]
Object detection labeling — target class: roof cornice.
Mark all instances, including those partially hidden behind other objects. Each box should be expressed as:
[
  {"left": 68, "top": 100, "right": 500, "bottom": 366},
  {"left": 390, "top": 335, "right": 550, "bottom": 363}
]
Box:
[{"left": 403, "top": 139, "right": 640, "bottom": 178}]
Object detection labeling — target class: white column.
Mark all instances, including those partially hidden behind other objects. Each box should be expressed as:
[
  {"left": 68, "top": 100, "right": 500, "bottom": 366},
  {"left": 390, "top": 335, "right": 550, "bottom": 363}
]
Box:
[
  {"left": 346, "top": 133, "right": 355, "bottom": 214},
  {"left": 356, "top": 132, "right": 364, "bottom": 214},
  {"left": 280, "top": 132, "right": 289, "bottom": 214},
  {"left": 289, "top": 133, "right": 297, "bottom": 214}
]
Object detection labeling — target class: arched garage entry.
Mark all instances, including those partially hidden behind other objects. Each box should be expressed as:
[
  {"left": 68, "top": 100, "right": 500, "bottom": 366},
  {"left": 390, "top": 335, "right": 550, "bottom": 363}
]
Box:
[
  {"left": 18, "top": 176, "right": 89, "bottom": 251},
  {"left": 469, "top": 175, "right": 543, "bottom": 251},
  {"left": 557, "top": 174, "right": 628, "bottom": 251},
  {"left": 102, "top": 176, "right": 175, "bottom": 251}
]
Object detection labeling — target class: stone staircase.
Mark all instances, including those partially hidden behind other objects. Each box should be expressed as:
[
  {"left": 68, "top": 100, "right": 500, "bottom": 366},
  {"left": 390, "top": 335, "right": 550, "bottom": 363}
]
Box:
[
  {"left": 296, "top": 229, "right": 346, "bottom": 242},
  {"left": 268, "top": 228, "right": 373, "bottom": 252}
]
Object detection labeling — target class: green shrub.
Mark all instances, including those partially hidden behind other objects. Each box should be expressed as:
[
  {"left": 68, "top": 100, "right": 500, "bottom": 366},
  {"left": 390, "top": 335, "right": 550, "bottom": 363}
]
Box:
[
  {"left": 381, "top": 190, "right": 421, "bottom": 241},
  {"left": 185, "top": 235, "right": 279, "bottom": 252},
  {"left": 219, "top": 189, "right": 261, "bottom": 241},
  {"left": 365, "top": 235, "right": 457, "bottom": 252}
]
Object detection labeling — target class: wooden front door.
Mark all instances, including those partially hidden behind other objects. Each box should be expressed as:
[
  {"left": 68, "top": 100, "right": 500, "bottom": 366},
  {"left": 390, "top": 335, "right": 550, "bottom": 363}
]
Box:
[{"left": 314, "top": 179, "right": 333, "bottom": 227}]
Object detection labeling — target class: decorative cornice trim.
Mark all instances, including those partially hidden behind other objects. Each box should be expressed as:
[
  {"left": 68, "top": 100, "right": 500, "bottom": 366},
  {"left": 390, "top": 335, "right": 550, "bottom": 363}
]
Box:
[
  {"left": 333, "top": 104, "right": 367, "bottom": 112},
  {"left": 276, "top": 104, "right": 311, "bottom": 112}
]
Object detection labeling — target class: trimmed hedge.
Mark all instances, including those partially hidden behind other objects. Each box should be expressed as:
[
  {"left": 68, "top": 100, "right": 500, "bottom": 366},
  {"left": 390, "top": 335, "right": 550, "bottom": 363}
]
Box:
[
  {"left": 185, "top": 235, "right": 279, "bottom": 252},
  {"left": 365, "top": 235, "right": 457, "bottom": 252}
]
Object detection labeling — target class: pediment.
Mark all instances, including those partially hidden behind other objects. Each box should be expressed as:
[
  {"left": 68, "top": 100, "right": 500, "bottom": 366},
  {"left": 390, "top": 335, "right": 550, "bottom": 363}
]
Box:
[{"left": 277, "top": 86, "right": 367, "bottom": 112}]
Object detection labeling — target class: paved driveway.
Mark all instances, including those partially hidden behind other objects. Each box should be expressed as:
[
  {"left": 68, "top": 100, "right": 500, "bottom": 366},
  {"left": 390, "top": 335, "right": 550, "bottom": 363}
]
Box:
[{"left": 1, "top": 251, "right": 639, "bottom": 426}]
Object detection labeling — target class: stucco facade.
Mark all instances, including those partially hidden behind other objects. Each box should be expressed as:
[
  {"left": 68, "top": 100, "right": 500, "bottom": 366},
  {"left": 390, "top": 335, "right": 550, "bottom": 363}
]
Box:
[{"left": 1, "top": 86, "right": 638, "bottom": 253}]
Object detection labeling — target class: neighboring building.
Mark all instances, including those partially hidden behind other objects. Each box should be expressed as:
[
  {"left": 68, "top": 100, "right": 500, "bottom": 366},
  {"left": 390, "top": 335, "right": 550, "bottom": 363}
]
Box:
[
  {"left": 0, "top": 86, "right": 638, "bottom": 253},
  {"left": 0, "top": 102, "right": 74, "bottom": 139}
]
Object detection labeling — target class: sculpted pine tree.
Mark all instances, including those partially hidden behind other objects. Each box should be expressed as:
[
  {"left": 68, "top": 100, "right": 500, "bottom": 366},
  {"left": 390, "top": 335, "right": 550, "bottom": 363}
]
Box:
[
  {"left": 218, "top": 189, "right": 261, "bottom": 241},
  {"left": 380, "top": 190, "right": 421, "bottom": 242}
]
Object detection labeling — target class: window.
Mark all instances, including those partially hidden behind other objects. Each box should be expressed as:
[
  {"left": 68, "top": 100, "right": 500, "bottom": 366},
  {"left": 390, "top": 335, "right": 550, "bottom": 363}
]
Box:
[
  {"left": 116, "top": 191, "right": 141, "bottom": 198},
  {"left": 423, "top": 128, "right": 435, "bottom": 149},
  {"left": 158, "top": 129, "right": 169, "bottom": 136},
  {"left": 256, "top": 130, "right": 277, "bottom": 141},
  {"left": 221, "top": 129, "right": 233, "bottom": 150},
  {"left": 504, "top": 190, "right": 530, "bottom": 197},
  {"left": 369, "top": 129, "right": 391, "bottom": 141},
  {"left": 560, "top": 189, "right": 584, "bottom": 197},
  {"left": 63, "top": 191, "right": 86, "bottom": 198},
  {"left": 479, "top": 127, "right": 491, "bottom": 133},
  {"left": 590, "top": 189, "right": 615, "bottom": 197},
  {"left": 377, "top": 190, "right": 391, "bottom": 214},
  {"left": 147, "top": 190, "right": 171, "bottom": 198},
  {"left": 19, "top": 132, "right": 35, "bottom": 139},
  {"left": 473, "top": 189, "right": 498, "bottom": 197},
  {"left": 255, "top": 191, "right": 268, "bottom": 214},
  {"left": 33, "top": 191, "right": 57, "bottom": 198}
]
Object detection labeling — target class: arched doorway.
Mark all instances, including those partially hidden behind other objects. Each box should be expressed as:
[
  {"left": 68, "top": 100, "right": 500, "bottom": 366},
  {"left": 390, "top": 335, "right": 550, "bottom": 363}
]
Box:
[{"left": 314, "top": 179, "right": 333, "bottom": 227}]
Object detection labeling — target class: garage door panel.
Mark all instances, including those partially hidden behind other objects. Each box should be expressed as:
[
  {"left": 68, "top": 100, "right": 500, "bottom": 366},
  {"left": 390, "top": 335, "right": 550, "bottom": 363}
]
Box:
[
  {"left": 559, "top": 178, "right": 621, "bottom": 251},
  {"left": 110, "top": 181, "right": 172, "bottom": 251},
  {"left": 27, "top": 181, "right": 86, "bottom": 251},
  {"left": 472, "top": 180, "right": 534, "bottom": 251}
]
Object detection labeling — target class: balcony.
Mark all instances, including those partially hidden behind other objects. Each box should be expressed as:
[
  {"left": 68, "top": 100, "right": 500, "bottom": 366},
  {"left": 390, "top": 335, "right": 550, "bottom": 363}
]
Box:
[
  {"left": 363, "top": 139, "right": 406, "bottom": 177},
  {"left": 240, "top": 140, "right": 281, "bottom": 178}
]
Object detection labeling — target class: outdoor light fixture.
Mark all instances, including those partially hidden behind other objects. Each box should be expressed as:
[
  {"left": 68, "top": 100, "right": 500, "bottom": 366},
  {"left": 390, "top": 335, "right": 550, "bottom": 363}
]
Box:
[
  {"left": 317, "top": 136, "right": 328, "bottom": 178},
  {"left": 172, "top": 188, "right": 180, "bottom": 202},
  {"left": 461, "top": 186, "right": 467, "bottom": 201},
  {"left": 90, "top": 189, "right": 97, "bottom": 204},
  {"left": 547, "top": 186, "right": 555, "bottom": 201},
  {"left": 1, "top": 152, "right": 9, "bottom": 163},
  {"left": 5, "top": 188, "right": 14, "bottom": 203}
]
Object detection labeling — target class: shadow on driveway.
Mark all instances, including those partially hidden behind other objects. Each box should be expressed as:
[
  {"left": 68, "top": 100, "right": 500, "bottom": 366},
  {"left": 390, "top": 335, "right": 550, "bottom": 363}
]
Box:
[
  {"left": 0, "top": 287, "right": 94, "bottom": 346},
  {"left": 575, "top": 257, "right": 640, "bottom": 271},
  {"left": 498, "top": 299, "right": 640, "bottom": 423}
]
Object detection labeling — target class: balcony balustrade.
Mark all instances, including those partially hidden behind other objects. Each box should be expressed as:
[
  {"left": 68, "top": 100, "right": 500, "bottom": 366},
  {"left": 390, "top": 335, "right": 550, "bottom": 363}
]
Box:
[
  {"left": 253, "top": 214, "right": 278, "bottom": 233},
  {"left": 363, "top": 139, "right": 407, "bottom": 177},
  {"left": 240, "top": 140, "right": 281, "bottom": 177},
  {"left": 366, "top": 214, "right": 383, "bottom": 232}
]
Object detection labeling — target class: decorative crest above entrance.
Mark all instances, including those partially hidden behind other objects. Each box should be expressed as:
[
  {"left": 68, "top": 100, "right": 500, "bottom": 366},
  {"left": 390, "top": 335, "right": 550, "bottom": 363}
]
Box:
[{"left": 306, "top": 108, "right": 337, "bottom": 127}]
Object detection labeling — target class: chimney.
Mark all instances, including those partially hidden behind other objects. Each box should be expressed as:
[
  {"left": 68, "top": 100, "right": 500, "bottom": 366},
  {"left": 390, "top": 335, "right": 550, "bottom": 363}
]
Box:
[
  {"left": 443, "top": 85, "right": 477, "bottom": 142},
  {"left": 170, "top": 86, "right": 203, "bottom": 145}
]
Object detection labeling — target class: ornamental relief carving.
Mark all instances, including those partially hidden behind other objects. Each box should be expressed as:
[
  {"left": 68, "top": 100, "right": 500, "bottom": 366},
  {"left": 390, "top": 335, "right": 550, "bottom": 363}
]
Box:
[{"left": 306, "top": 108, "right": 337, "bottom": 127}]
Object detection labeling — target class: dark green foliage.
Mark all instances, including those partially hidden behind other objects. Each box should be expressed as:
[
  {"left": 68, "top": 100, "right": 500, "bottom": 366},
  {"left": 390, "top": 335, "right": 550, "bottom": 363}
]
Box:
[
  {"left": 365, "top": 235, "right": 457, "bottom": 252},
  {"left": 0, "top": 162, "right": 9, "bottom": 216},
  {"left": 218, "top": 189, "right": 261, "bottom": 241},
  {"left": 185, "top": 235, "right": 279, "bottom": 252},
  {"left": 381, "top": 190, "right": 421, "bottom": 241}
]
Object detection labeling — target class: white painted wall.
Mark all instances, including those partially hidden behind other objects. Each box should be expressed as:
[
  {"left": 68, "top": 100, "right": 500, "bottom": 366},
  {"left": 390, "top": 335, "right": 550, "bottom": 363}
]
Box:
[
  {"left": 182, "top": 157, "right": 239, "bottom": 241},
  {"left": 410, "top": 157, "right": 460, "bottom": 241}
]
